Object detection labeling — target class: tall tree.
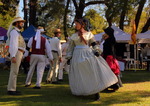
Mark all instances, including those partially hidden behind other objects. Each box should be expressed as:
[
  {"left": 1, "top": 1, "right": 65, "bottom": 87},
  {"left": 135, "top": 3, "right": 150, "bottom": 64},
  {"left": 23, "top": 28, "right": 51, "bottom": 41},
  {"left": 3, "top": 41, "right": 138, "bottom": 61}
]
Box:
[
  {"left": 0, "top": 0, "right": 19, "bottom": 29},
  {"left": 36, "top": 0, "right": 65, "bottom": 38},
  {"left": 119, "top": 0, "right": 128, "bottom": 30},
  {"left": 141, "top": 17, "right": 150, "bottom": 33},
  {"left": 63, "top": 0, "right": 70, "bottom": 38},
  {"left": 23, "top": 0, "right": 28, "bottom": 29},
  {"left": 72, "top": 0, "right": 105, "bottom": 19},
  {"left": 105, "top": 0, "right": 140, "bottom": 27},
  {"left": 141, "top": 5, "right": 150, "bottom": 33},
  {"left": 0, "top": 0, "right": 19, "bottom": 17},
  {"left": 29, "top": 0, "right": 37, "bottom": 26},
  {"left": 134, "top": 0, "right": 146, "bottom": 33},
  {"left": 85, "top": 9, "right": 107, "bottom": 34}
]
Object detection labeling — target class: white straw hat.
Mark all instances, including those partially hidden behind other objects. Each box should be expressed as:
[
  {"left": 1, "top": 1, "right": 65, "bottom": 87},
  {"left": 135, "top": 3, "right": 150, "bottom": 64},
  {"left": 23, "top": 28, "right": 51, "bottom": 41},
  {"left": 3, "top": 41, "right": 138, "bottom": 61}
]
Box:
[
  {"left": 12, "top": 17, "right": 25, "bottom": 25},
  {"left": 54, "top": 28, "right": 61, "bottom": 33}
]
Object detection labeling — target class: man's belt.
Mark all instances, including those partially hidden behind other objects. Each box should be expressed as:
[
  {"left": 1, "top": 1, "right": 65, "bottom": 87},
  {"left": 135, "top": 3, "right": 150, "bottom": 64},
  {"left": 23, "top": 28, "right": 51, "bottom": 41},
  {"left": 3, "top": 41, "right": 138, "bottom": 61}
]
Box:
[{"left": 18, "top": 49, "right": 24, "bottom": 53}]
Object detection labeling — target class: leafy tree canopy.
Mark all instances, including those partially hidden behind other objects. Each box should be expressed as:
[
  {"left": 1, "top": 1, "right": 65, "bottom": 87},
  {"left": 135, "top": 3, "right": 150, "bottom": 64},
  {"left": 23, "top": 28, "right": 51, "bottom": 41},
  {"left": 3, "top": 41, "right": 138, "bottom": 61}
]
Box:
[
  {"left": 0, "top": 0, "right": 19, "bottom": 17},
  {"left": 85, "top": 9, "right": 107, "bottom": 34},
  {"left": 0, "top": 0, "right": 19, "bottom": 29},
  {"left": 36, "top": 0, "right": 65, "bottom": 39}
]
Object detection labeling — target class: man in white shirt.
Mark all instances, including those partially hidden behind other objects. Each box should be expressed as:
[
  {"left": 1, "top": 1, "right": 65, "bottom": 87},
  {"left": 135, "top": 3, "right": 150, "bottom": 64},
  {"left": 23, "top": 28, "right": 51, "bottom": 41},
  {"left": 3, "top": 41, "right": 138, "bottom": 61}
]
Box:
[
  {"left": 25, "top": 26, "right": 53, "bottom": 89},
  {"left": 46, "top": 29, "right": 62, "bottom": 84},
  {"left": 58, "top": 38, "right": 70, "bottom": 81},
  {"left": 7, "top": 17, "right": 26, "bottom": 95}
]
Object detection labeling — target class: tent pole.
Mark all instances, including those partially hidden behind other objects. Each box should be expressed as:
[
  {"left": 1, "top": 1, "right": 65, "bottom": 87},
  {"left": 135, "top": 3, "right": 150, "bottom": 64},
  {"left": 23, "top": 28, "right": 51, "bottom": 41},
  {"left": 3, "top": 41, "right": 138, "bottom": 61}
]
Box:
[
  {"left": 137, "top": 42, "right": 139, "bottom": 69},
  {"left": 134, "top": 44, "right": 137, "bottom": 70}
]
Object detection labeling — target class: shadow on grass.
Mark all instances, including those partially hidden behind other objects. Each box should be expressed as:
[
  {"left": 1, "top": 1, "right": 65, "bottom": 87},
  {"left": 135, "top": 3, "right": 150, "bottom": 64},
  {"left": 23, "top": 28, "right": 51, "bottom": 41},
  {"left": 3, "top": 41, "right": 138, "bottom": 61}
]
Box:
[
  {"left": 121, "top": 70, "right": 150, "bottom": 83},
  {"left": 0, "top": 85, "right": 94, "bottom": 105},
  {"left": 0, "top": 70, "right": 94, "bottom": 105}
]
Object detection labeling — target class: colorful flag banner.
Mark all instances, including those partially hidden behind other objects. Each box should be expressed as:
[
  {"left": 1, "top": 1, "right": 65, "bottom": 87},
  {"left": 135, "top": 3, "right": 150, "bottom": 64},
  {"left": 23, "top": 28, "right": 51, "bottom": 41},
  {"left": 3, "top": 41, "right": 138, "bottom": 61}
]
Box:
[{"left": 131, "top": 20, "right": 136, "bottom": 44}]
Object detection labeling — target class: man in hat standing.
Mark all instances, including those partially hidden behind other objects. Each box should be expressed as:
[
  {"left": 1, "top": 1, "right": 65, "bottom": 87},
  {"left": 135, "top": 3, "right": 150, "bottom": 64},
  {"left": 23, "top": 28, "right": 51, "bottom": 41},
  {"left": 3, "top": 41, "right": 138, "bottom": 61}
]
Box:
[
  {"left": 25, "top": 26, "right": 53, "bottom": 89},
  {"left": 58, "top": 37, "right": 70, "bottom": 81},
  {"left": 7, "top": 17, "right": 26, "bottom": 95},
  {"left": 46, "top": 28, "right": 62, "bottom": 84}
]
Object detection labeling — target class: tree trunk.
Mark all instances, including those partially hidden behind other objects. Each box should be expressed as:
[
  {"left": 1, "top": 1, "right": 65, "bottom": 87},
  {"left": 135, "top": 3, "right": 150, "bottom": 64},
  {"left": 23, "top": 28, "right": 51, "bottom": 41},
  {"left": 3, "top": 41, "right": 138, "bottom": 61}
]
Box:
[
  {"left": 77, "top": 0, "right": 85, "bottom": 19},
  {"left": 105, "top": 0, "right": 112, "bottom": 27},
  {"left": 119, "top": 0, "right": 128, "bottom": 30},
  {"left": 23, "top": 0, "right": 28, "bottom": 29},
  {"left": 72, "top": 0, "right": 85, "bottom": 19},
  {"left": 72, "top": 0, "right": 105, "bottom": 19},
  {"left": 141, "top": 17, "right": 150, "bottom": 33},
  {"left": 29, "top": 0, "right": 37, "bottom": 27},
  {"left": 107, "top": 18, "right": 112, "bottom": 27},
  {"left": 135, "top": 0, "right": 146, "bottom": 33},
  {"left": 63, "top": 0, "right": 70, "bottom": 39}
]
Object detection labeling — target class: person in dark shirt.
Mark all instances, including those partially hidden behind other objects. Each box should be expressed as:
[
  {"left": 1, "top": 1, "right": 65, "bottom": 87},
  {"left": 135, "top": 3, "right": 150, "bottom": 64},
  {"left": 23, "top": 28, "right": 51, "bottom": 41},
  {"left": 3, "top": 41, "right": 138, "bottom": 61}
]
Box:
[{"left": 102, "top": 27, "right": 123, "bottom": 92}]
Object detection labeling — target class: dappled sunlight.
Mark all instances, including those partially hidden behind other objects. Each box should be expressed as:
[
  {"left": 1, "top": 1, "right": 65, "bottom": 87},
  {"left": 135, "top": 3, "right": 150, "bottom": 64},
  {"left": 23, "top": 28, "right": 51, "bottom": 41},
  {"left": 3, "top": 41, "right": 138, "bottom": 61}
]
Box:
[
  {"left": 95, "top": 91, "right": 150, "bottom": 105},
  {"left": 87, "top": 81, "right": 150, "bottom": 105},
  {"left": 87, "top": 100, "right": 102, "bottom": 104},
  {"left": 0, "top": 94, "right": 42, "bottom": 99},
  {"left": 121, "top": 70, "right": 150, "bottom": 83},
  {"left": 42, "top": 84, "right": 69, "bottom": 88},
  {"left": 121, "top": 82, "right": 150, "bottom": 92},
  {"left": 0, "top": 101, "right": 21, "bottom": 106}
]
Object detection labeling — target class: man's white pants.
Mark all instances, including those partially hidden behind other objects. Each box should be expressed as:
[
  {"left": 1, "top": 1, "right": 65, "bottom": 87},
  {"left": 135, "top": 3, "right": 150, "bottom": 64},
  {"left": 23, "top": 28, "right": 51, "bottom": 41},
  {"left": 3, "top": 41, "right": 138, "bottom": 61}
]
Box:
[
  {"left": 25, "top": 54, "right": 46, "bottom": 87},
  {"left": 58, "top": 56, "right": 69, "bottom": 80},
  {"left": 7, "top": 51, "right": 23, "bottom": 91},
  {"left": 46, "top": 52, "right": 59, "bottom": 82}
]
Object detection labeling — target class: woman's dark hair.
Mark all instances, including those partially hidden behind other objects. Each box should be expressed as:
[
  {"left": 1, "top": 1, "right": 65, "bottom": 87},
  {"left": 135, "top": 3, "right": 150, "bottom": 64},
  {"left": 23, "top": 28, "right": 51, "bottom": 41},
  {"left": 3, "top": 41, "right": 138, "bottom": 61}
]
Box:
[
  {"left": 104, "top": 27, "right": 114, "bottom": 38},
  {"left": 74, "top": 18, "right": 92, "bottom": 31},
  {"left": 104, "top": 27, "right": 116, "bottom": 43}
]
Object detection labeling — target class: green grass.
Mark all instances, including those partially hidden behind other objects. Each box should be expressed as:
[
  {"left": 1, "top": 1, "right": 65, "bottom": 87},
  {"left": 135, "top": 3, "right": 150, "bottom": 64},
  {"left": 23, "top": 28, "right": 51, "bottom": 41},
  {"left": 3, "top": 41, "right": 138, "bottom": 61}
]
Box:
[{"left": 1, "top": 68, "right": 150, "bottom": 106}]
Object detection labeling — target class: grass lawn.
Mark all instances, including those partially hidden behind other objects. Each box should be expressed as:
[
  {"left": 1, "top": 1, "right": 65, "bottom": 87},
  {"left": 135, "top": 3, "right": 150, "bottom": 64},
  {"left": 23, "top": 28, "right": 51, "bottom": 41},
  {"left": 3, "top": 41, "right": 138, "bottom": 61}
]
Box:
[{"left": 1, "top": 67, "right": 150, "bottom": 106}]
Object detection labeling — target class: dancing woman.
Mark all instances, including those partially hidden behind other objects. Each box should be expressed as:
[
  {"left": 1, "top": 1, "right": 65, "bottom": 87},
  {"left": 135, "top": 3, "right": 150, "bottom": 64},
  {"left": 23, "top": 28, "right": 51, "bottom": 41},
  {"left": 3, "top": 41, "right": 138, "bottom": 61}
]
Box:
[{"left": 66, "top": 18, "right": 118, "bottom": 100}]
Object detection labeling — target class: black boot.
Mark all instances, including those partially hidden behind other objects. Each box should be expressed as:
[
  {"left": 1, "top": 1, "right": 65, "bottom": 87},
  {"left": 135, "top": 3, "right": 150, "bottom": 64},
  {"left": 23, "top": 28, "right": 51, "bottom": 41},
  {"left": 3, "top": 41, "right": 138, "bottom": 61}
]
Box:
[
  {"left": 112, "top": 86, "right": 119, "bottom": 92},
  {"left": 95, "top": 93, "right": 100, "bottom": 101},
  {"left": 111, "top": 84, "right": 119, "bottom": 92}
]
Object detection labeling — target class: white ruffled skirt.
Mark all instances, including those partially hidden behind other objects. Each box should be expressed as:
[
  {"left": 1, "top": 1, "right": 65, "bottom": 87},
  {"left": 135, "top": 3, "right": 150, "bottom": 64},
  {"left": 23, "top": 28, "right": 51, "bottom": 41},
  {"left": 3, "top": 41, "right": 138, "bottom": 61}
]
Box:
[{"left": 69, "top": 45, "right": 118, "bottom": 96}]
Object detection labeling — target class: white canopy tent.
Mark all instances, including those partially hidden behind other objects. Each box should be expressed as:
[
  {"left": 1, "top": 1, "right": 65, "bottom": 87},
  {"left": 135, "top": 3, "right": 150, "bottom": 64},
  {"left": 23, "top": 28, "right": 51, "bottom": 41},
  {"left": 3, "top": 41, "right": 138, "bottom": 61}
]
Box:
[
  {"left": 94, "top": 25, "right": 131, "bottom": 43},
  {"left": 94, "top": 32, "right": 104, "bottom": 42},
  {"left": 94, "top": 26, "right": 149, "bottom": 70},
  {"left": 137, "top": 30, "right": 150, "bottom": 39},
  {"left": 137, "top": 30, "right": 150, "bottom": 43},
  {"left": 0, "top": 36, "right": 4, "bottom": 41},
  {"left": 111, "top": 25, "right": 131, "bottom": 42}
]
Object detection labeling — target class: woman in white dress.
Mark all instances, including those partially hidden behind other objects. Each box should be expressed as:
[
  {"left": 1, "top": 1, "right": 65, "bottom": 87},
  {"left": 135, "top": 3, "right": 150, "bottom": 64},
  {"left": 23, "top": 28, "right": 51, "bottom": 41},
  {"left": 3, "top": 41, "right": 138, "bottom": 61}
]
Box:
[{"left": 66, "top": 18, "right": 118, "bottom": 100}]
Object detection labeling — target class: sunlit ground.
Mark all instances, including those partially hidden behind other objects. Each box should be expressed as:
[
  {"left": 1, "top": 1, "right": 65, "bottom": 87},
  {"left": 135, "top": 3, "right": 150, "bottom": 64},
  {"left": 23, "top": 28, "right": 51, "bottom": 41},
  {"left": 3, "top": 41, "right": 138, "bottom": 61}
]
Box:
[{"left": 1, "top": 67, "right": 150, "bottom": 105}]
